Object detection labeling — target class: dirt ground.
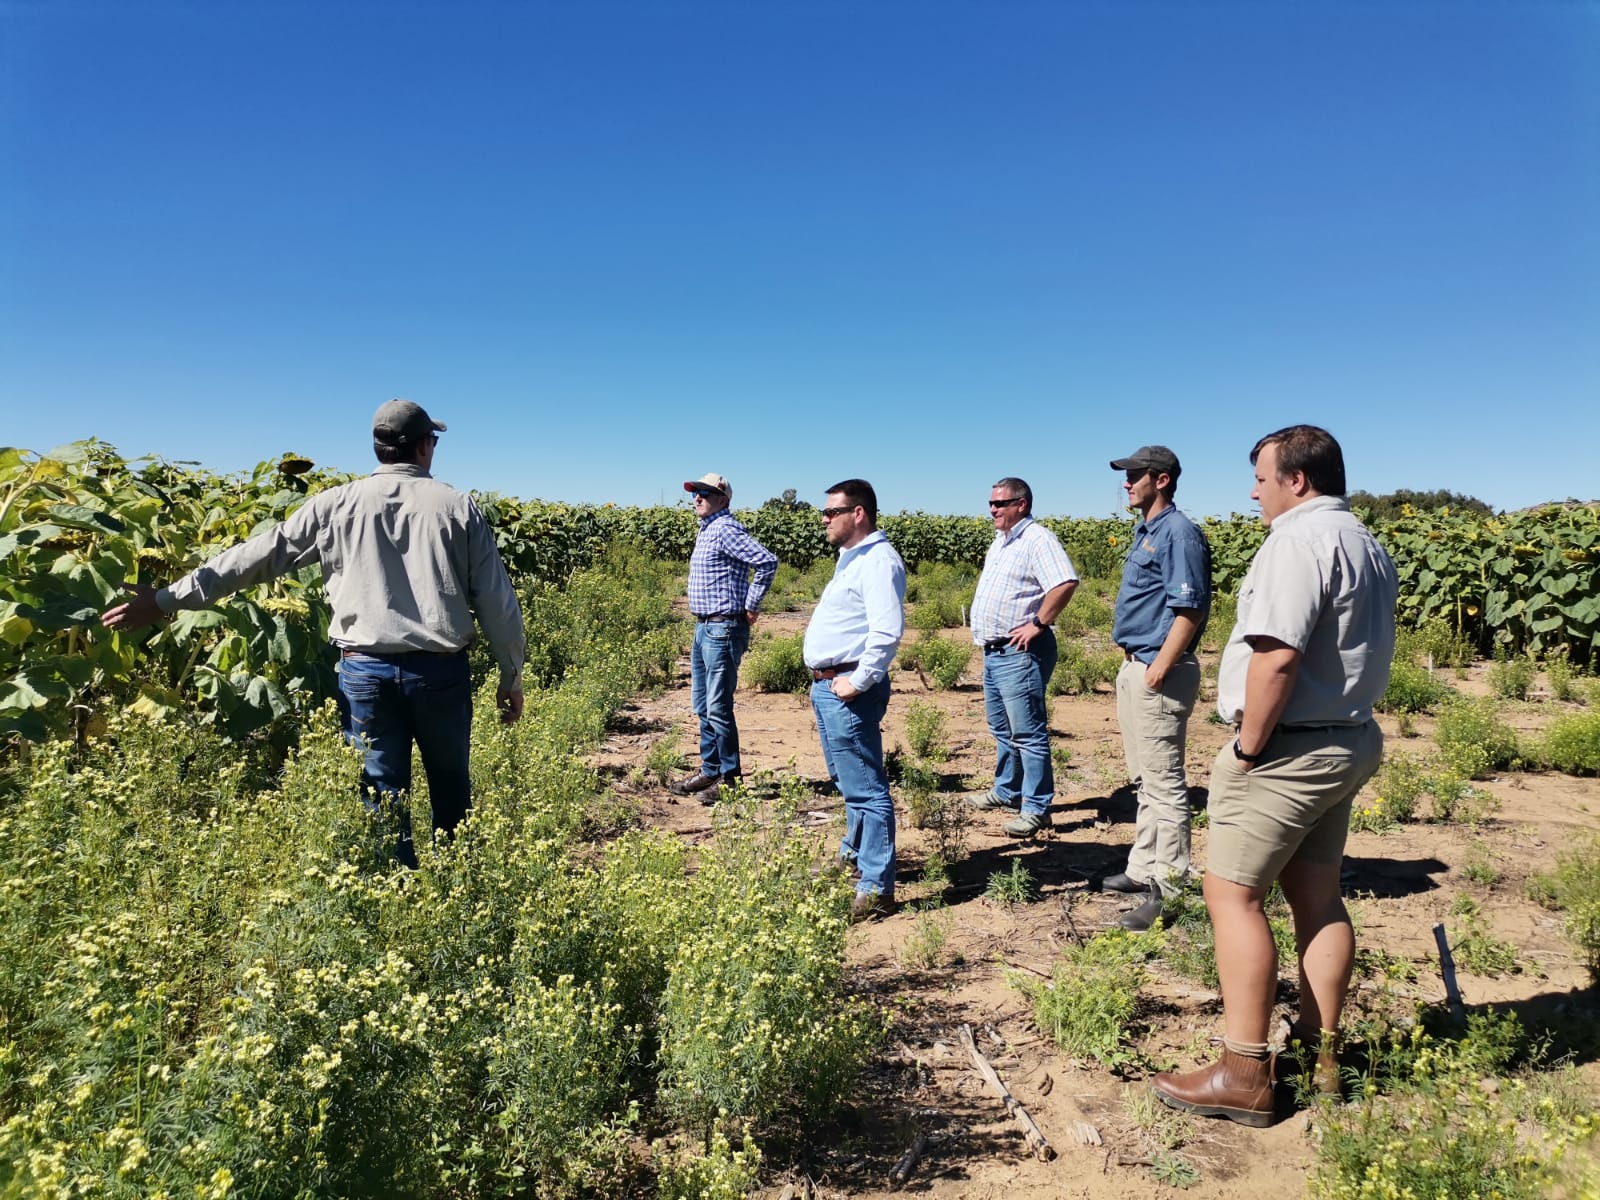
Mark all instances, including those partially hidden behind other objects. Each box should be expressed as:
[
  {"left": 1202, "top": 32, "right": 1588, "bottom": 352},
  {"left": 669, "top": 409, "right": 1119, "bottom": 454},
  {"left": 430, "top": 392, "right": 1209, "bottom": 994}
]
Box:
[{"left": 591, "top": 607, "right": 1600, "bottom": 1199}]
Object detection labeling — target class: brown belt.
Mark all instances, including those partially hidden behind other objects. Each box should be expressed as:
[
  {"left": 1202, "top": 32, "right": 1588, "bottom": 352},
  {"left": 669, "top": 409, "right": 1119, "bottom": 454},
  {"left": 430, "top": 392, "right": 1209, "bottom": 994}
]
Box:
[{"left": 811, "top": 661, "right": 859, "bottom": 681}]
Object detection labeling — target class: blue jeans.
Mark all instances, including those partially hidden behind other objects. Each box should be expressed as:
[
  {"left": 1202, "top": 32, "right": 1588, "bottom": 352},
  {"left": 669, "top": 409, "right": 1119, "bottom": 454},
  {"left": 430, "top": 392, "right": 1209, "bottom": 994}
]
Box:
[
  {"left": 811, "top": 676, "right": 896, "bottom": 898},
  {"left": 983, "top": 630, "right": 1058, "bottom": 818},
  {"left": 337, "top": 649, "right": 473, "bottom": 866},
  {"left": 690, "top": 618, "right": 751, "bottom": 777}
]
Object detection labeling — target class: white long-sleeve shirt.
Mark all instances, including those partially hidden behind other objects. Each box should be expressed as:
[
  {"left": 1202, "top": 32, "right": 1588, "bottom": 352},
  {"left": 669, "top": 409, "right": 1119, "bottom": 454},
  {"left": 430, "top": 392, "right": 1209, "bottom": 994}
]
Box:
[{"left": 802, "top": 531, "right": 906, "bottom": 691}]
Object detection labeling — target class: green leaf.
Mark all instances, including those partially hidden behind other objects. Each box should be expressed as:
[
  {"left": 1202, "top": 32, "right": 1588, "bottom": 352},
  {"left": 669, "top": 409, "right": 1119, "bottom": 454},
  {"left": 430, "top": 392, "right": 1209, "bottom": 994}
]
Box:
[
  {"left": 0, "top": 672, "right": 73, "bottom": 712},
  {"left": 46, "top": 504, "right": 127, "bottom": 535}
]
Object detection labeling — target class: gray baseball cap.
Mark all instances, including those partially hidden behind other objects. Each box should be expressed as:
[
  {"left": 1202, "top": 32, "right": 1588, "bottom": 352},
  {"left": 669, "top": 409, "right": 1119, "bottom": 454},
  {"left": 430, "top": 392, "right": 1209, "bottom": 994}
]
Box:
[
  {"left": 373, "top": 399, "right": 447, "bottom": 447},
  {"left": 1110, "top": 445, "right": 1180, "bottom": 475}
]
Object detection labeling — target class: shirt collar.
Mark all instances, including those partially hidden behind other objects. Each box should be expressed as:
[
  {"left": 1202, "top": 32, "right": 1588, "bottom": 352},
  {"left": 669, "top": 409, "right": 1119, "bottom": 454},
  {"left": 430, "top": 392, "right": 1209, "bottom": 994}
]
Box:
[
  {"left": 698, "top": 507, "right": 731, "bottom": 531},
  {"left": 372, "top": 464, "right": 432, "bottom": 479},
  {"left": 997, "top": 515, "right": 1035, "bottom": 545},
  {"left": 839, "top": 529, "right": 887, "bottom": 565},
  {"left": 1134, "top": 505, "right": 1177, "bottom": 538},
  {"left": 1270, "top": 494, "right": 1349, "bottom": 532}
]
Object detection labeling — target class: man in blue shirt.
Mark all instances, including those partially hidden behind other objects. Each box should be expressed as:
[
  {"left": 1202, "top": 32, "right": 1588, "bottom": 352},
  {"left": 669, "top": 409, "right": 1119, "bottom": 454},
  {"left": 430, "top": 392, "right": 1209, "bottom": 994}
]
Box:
[
  {"left": 803, "top": 479, "right": 907, "bottom": 921},
  {"left": 1106, "top": 446, "right": 1212, "bottom": 931},
  {"left": 670, "top": 472, "right": 779, "bottom": 801}
]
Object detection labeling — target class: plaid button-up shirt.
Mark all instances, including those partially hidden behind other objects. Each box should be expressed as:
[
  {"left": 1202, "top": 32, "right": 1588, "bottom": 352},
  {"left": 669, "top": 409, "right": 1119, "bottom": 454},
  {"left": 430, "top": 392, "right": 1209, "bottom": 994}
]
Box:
[
  {"left": 687, "top": 509, "right": 778, "bottom": 617},
  {"left": 969, "top": 517, "right": 1078, "bottom": 643}
]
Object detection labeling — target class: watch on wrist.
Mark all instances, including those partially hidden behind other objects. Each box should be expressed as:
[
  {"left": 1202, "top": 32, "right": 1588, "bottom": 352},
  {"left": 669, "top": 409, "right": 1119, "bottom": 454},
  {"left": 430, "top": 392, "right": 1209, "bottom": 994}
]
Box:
[
  {"left": 1233, "top": 737, "right": 1262, "bottom": 764},
  {"left": 1031, "top": 615, "right": 1047, "bottom": 629}
]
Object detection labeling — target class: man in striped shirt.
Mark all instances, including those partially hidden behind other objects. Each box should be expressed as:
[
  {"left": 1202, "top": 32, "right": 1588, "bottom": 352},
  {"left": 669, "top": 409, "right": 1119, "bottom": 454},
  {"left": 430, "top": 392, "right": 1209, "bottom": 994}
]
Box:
[
  {"left": 670, "top": 472, "right": 779, "bottom": 800},
  {"left": 967, "top": 477, "right": 1078, "bottom": 837}
]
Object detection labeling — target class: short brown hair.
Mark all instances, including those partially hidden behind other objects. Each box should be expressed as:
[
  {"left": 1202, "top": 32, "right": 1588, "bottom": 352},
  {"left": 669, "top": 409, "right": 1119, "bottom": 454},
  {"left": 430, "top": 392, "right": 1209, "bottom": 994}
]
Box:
[
  {"left": 993, "top": 477, "right": 1033, "bottom": 512},
  {"left": 1250, "top": 425, "right": 1347, "bottom": 497}
]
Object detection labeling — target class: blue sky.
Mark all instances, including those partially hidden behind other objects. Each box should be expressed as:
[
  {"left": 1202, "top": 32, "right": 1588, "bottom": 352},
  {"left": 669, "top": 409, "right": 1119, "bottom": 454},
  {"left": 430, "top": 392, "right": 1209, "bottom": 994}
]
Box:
[{"left": 3, "top": 1, "right": 1595, "bottom": 520}]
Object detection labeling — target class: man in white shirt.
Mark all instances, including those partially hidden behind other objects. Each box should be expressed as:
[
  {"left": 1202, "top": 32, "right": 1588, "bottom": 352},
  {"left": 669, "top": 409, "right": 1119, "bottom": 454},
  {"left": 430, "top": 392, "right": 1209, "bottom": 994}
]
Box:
[
  {"left": 802, "top": 479, "right": 907, "bottom": 922},
  {"left": 966, "top": 477, "right": 1078, "bottom": 837},
  {"left": 1152, "top": 425, "right": 1396, "bottom": 1127}
]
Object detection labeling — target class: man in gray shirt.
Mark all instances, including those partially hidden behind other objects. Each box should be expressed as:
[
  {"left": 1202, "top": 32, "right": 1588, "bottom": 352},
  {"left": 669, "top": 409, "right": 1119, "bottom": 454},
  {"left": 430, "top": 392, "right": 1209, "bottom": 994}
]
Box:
[
  {"left": 102, "top": 400, "right": 526, "bottom": 865},
  {"left": 1152, "top": 425, "right": 1396, "bottom": 1127}
]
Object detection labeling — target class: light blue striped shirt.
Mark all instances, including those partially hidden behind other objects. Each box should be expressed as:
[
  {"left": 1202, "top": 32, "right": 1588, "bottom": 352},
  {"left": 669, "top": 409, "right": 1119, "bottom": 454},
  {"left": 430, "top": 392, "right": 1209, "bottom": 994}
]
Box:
[
  {"left": 969, "top": 517, "right": 1078, "bottom": 643},
  {"left": 802, "top": 532, "right": 907, "bottom": 691}
]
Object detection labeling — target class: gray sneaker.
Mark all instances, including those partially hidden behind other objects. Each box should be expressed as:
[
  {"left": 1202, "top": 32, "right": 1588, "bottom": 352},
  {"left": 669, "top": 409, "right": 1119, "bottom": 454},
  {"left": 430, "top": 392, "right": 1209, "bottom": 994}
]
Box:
[
  {"left": 1003, "top": 812, "right": 1050, "bottom": 838},
  {"left": 966, "top": 789, "right": 1016, "bottom": 812}
]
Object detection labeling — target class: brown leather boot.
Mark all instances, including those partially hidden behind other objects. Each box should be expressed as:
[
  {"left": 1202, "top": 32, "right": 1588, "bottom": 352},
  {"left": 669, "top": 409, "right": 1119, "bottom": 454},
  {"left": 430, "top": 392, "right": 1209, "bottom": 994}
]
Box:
[{"left": 1152, "top": 1049, "right": 1276, "bottom": 1127}]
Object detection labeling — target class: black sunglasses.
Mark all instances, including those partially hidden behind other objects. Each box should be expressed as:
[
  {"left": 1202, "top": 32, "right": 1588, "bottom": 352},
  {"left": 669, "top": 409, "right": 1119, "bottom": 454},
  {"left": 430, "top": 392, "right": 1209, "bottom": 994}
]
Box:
[
  {"left": 820, "top": 505, "right": 857, "bottom": 519},
  {"left": 988, "top": 497, "right": 1025, "bottom": 509}
]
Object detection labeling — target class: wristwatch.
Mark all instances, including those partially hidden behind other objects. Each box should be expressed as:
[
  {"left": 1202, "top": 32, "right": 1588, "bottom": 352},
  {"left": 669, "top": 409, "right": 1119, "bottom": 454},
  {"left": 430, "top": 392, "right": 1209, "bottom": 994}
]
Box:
[
  {"left": 1232, "top": 737, "right": 1262, "bottom": 765},
  {"left": 1031, "top": 615, "right": 1047, "bottom": 629}
]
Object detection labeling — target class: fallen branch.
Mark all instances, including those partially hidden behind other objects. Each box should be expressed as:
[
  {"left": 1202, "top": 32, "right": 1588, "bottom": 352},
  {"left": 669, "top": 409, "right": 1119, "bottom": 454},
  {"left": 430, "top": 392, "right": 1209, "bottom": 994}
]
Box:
[
  {"left": 958, "top": 1023, "right": 1055, "bottom": 1161},
  {"left": 888, "top": 1131, "right": 930, "bottom": 1186}
]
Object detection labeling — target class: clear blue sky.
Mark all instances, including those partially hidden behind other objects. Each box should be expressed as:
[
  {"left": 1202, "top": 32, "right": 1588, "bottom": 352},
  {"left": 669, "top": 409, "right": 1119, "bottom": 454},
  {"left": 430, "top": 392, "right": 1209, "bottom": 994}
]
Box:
[{"left": 3, "top": 1, "right": 1595, "bottom": 519}]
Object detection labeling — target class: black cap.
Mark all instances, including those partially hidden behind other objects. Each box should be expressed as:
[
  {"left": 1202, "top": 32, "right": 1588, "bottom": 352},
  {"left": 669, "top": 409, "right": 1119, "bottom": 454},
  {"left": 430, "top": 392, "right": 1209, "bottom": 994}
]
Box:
[
  {"left": 1110, "top": 445, "right": 1180, "bottom": 476},
  {"left": 373, "top": 399, "right": 447, "bottom": 447}
]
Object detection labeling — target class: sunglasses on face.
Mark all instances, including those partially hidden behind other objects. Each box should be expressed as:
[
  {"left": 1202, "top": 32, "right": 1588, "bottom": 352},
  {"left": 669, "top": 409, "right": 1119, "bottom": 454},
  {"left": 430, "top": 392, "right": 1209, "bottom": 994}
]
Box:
[
  {"left": 1125, "top": 470, "right": 1152, "bottom": 483},
  {"left": 820, "top": 505, "right": 857, "bottom": 519},
  {"left": 691, "top": 488, "right": 718, "bottom": 498},
  {"left": 989, "top": 497, "right": 1025, "bottom": 509}
]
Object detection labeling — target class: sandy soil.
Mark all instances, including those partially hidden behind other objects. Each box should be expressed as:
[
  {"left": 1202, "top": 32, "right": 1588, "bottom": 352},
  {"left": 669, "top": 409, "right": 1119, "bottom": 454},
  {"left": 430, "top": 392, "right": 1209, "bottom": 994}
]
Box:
[{"left": 591, "top": 607, "right": 1600, "bottom": 1199}]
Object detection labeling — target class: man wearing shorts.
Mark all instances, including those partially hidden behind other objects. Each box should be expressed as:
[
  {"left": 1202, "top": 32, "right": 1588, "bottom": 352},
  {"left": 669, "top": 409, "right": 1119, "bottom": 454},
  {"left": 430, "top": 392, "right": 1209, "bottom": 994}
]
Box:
[{"left": 1152, "top": 425, "right": 1396, "bottom": 1127}]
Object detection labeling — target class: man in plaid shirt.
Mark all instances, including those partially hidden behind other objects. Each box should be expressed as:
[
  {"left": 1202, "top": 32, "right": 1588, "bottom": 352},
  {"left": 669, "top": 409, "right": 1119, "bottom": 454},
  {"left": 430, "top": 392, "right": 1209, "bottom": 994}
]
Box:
[
  {"left": 670, "top": 472, "right": 779, "bottom": 800},
  {"left": 967, "top": 477, "right": 1078, "bottom": 837}
]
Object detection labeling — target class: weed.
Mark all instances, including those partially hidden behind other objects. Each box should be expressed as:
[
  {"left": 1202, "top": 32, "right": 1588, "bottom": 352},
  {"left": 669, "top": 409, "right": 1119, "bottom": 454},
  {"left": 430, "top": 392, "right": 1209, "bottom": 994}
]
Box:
[
  {"left": 1460, "top": 845, "right": 1502, "bottom": 886},
  {"left": 898, "top": 633, "right": 973, "bottom": 690},
  {"left": 1489, "top": 655, "right": 1537, "bottom": 701},
  {"left": 1535, "top": 710, "right": 1600, "bottom": 775},
  {"left": 1448, "top": 894, "right": 1521, "bottom": 976},
  {"left": 1311, "top": 1012, "right": 1600, "bottom": 1200},
  {"left": 742, "top": 632, "right": 812, "bottom": 694},
  {"left": 1547, "top": 649, "right": 1577, "bottom": 702},
  {"left": 1049, "top": 640, "right": 1122, "bottom": 696},
  {"left": 655, "top": 1128, "right": 763, "bottom": 1200},
  {"left": 1435, "top": 697, "right": 1520, "bottom": 778},
  {"left": 1396, "top": 616, "right": 1475, "bottom": 671},
  {"left": 1427, "top": 768, "right": 1498, "bottom": 825},
  {"left": 1377, "top": 658, "right": 1454, "bottom": 714},
  {"left": 1535, "top": 834, "right": 1600, "bottom": 979},
  {"left": 647, "top": 725, "right": 687, "bottom": 785},
  {"left": 903, "top": 699, "right": 951, "bottom": 762},
  {"left": 1012, "top": 928, "right": 1163, "bottom": 1070},
  {"left": 902, "top": 901, "right": 955, "bottom": 970},
  {"left": 1057, "top": 587, "right": 1114, "bottom": 637},
  {"left": 984, "top": 859, "right": 1038, "bottom": 907}
]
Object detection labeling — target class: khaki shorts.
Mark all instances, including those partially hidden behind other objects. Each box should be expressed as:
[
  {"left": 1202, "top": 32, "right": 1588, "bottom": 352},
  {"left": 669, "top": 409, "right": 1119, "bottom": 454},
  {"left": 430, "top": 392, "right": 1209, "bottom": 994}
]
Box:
[{"left": 1205, "top": 722, "right": 1383, "bottom": 888}]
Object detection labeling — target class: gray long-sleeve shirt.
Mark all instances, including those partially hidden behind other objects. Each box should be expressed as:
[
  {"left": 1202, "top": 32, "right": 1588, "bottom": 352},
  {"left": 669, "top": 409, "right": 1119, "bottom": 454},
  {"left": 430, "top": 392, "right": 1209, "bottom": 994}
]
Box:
[{"left": 156, "top": 464, "right": 526, "bottom": 689}]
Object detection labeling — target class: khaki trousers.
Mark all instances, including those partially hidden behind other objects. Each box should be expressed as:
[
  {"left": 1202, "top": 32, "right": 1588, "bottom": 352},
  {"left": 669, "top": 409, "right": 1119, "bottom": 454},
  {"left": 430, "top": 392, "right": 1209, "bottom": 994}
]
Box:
[{"left": 1116, "top": 654, "right": 1201, "bottom": 897}]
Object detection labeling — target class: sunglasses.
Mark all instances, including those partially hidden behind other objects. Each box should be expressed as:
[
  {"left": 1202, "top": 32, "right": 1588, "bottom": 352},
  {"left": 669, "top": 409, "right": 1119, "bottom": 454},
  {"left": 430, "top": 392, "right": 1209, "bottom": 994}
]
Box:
[
  {"left": 820, "top": 505, "right": 857, "bottom": 519},
  {"left": 988, "top": 497, "right": 1025, "bottom": 509},
  {"left": 1124, "top": 469, "right": 1153, "bottom": 483},
  {"left": 691, "top": 488, "right": 720, "bottom": 498}
]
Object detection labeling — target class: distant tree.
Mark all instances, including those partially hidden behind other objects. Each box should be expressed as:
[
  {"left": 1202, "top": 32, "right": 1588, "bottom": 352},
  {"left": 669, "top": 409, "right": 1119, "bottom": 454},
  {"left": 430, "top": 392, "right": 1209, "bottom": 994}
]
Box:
[
  {"left": 1347, "top": 488, "right": 1494, "bottom": 520},
  {"left": 762, "top": 488, "right": 812, "bottom": 512}
]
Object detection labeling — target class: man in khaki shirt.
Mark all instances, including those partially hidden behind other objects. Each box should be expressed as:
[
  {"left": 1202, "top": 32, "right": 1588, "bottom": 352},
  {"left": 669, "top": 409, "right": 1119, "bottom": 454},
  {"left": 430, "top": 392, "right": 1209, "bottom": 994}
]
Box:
[{"left": 103, "top": 400, "right": 526, "bottom": 865}]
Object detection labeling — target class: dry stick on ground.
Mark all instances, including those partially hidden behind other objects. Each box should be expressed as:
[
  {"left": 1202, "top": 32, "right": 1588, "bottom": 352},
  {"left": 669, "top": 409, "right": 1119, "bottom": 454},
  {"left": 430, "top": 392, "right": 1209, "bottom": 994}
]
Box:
[
  {"left": 888, "top": 1131, "right": 930, "bottom": 1186},
  {"left": 1433, "top": 922, "right": 1468, "bottom": 1024},
  {"left": 957, "top": 1023, "right": 1055, "bottom": 1162}
]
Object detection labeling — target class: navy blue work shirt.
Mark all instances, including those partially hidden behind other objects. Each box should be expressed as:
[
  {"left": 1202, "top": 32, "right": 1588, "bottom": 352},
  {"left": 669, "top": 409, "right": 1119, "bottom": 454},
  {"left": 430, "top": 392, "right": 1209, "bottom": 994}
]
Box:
[{"left": 1110, "top": 506, "right": 1212, "bottom": 664}]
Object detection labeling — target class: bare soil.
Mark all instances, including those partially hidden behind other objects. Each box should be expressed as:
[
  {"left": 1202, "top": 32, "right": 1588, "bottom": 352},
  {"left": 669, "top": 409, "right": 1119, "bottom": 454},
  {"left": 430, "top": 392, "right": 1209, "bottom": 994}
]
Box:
[{"left": 591, "top": 607, "right": 1600, "bottom": 1199}]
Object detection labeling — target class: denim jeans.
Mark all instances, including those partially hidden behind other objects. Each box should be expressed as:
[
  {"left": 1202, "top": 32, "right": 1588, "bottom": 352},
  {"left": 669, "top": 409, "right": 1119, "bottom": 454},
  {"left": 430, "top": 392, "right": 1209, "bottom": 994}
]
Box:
[
  {"left": 690, "top": 618, "right": 751, "bottom": 777},
  {"left": 337, "top": 649, "right": 473, "bottom": 866},
  {"left": 810, "top": 676, "right": 895, "bottom": 898},
  {"left": 982, "top": 629, "right": 1058, "bottom": 818}
]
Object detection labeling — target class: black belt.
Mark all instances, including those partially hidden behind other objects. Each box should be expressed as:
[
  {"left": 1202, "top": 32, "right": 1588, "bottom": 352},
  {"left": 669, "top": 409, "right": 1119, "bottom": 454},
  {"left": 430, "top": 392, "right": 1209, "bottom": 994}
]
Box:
[
  {"left": 982, "top": 639, "right": 1010, "bottom": 653},
  {"left": 812, "top": 661, "right": 859, "bottom": 680},
  {"left": 693, "top": 613, "right": 745, "bottom": 623}
]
